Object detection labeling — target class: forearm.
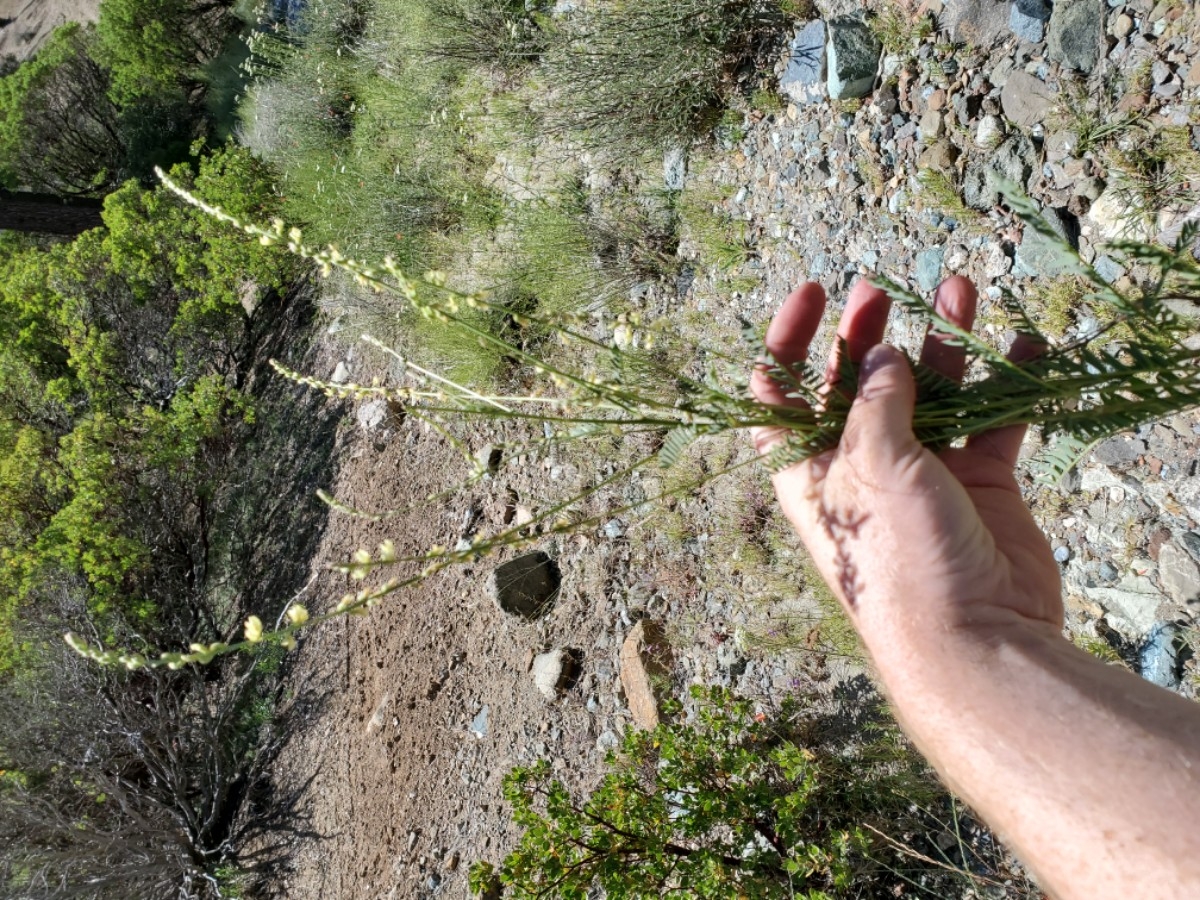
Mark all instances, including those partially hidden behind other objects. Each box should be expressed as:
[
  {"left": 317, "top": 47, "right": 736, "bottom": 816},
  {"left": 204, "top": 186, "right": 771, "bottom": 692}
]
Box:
[{"left": 869, "top": 619, "right": 1200, "bottom": 900}]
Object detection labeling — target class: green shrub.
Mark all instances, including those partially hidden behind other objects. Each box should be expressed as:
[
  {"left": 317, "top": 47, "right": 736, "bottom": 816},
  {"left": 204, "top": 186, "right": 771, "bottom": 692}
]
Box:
[
  {"left": 424, "top": 0, "right": 549, "bottom": 70},
  {"left": 95, "top": 0, "right": 239, "bottom": 103},
  {"left": 470, "top": 686, "right": 936, "bottom": 898},
  {"left": 538, "top": 0, "right": 790, "bottom": 150}
]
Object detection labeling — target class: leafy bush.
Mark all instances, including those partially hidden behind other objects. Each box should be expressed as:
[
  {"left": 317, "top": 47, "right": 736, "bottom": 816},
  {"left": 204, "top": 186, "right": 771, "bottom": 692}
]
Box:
[
  {"left": 0, "top": 24, "right": 124, "bottom": 195},
  {"left": 95, "top": 0, "right": 240, "bottom": 104},
  {"left": 470, "top": 686, "right": 937, "bottom": 899},
  {"left": 0, "top": 146, "right": 292, "bottom": 646}
]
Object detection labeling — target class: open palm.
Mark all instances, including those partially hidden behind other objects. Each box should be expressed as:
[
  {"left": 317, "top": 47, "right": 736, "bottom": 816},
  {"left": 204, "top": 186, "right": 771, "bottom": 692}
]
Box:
[{"left": 750, "top": 278, "right": 1063, "bottom": 656}]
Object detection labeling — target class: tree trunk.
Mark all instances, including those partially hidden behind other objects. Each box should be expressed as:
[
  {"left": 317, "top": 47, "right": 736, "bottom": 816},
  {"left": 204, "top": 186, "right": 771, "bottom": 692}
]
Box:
[{"left": 0, "top": 190, "right": 104, "bottom": 236}]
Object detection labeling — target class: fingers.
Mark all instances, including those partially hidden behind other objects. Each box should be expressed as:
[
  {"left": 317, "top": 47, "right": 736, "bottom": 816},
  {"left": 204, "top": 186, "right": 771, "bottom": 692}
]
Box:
[
  {"left": 965, "top": 332, "right": 1048, "bottom": 467},
  {"left": 750, "top": 283, "right": 826, "bottom": 407},
  {"left": 919, "top": 276, "right": 978, "bottom": 383},
  {"left": 840, "top": 344, "right": 921, "bottom": 471},
  {"left": 751, "top": 284, "right": 826, "bottom": 457},
  {"left": 825, "top": 279, "right": 892, "bottom": 386}
]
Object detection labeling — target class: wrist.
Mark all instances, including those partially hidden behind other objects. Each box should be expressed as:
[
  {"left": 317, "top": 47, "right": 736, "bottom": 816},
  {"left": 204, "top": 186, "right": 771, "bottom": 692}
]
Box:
[{"left": 859, "top": 605, "right": 1066, "bottom": 708}]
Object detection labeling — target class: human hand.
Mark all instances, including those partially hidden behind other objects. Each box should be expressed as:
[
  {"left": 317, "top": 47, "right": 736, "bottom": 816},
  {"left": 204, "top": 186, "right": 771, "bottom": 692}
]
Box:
[{"left": 750, "top": 277, "right": 1063, "bottom": 673}]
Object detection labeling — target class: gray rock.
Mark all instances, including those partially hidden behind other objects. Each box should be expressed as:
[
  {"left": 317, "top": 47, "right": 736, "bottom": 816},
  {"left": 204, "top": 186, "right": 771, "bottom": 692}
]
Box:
[
  {"left": 781, "top": 20, "right": 827, "bottom": 106},
  {"left": 1140, "top": 623, "right": 1181, "bottom": 689},
  {"left": 945, "top": 0, "right": 1013, "bottom": 46},
  {"left": 983, "top": 241, "right": 1012, "bottom": 279},
  {"left": 1093, "top": 435, "right": 1146, "bottom": 468},
  {"left": 1054, "top": 545, "right": 1071, "bottom": 563},
  {"left": 663, "top": 147, "right": 686, "bottom": 191},
  {"left": 919, "top": 108, "right": 945, "bottom": 142},
  {"left": 1086, "top": 575, "right": 1167, "bottom": 637},
  {"left": 532, "top": 649, "right": 579, "bottom": 699},
  {"left": 1099, "top": 560, "right": 1120, "bottom": 582},
  {"left": 1048, "top": 0, "right": 1105, "bottom": 73},
  {"left": 1112, "top": 12, "right": 1133, "bottom": 38},
  {"left": 826, "top": 16, "right": 881, "bottom": 101},
  {"left": 356, "top": 399, "right": 388, "bottom": 431},
  {"left": 1158, "top": 541, "right": 1200, "bottom": 605},
  {"left": 915, "top": 247, "right": 945, "bottom": 293},
  {"left": 1180, "top": 531, "right": 1200, "bottom": 566},
  {"left": 489, "top": 551, "right": 561, "bottom": 620},
  {"left": 596, "top": 730, "right": 620, "bottom": 752},
  {"left": 469, "top": 705, "right": 489, "bottom": 738},
  {"left": 1015, "top": 207, "right": 1080, "bottom": 277},
  {"left": 1010, "top": 0, "right": 1052, "bottom": 42},
  {"left": 964, "top": 132, "right": 1037, "bottom": 210},
  {"left": 1001, "top": 71, "right": 1058, "bottom": 128}
]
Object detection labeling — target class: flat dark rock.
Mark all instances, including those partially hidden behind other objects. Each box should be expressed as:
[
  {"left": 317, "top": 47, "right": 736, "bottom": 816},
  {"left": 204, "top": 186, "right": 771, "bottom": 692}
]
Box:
[{"left": 489, "top": 551, "right": 561, "bottom": 620}]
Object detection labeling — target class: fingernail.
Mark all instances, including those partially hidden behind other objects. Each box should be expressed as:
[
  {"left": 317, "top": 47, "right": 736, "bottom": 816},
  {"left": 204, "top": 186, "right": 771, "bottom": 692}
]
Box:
[{"left": 859, "top": 345, "right": 894, "bottom": 381}]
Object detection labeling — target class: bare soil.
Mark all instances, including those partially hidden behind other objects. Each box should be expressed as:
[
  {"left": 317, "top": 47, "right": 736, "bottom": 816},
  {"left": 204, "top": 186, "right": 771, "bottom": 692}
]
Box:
[
  {"left": 0, "top": 0, "right": 98, "bottom": 61},
  {"left": 258, "top": 320, "right": 860, "bottom": 899}
]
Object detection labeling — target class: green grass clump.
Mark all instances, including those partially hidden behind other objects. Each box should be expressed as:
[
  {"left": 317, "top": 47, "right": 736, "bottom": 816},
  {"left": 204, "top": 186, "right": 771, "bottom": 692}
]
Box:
[
  {"left": 538, "top": 0, "right": 792, "bottom": 151},
  {"left": 869, "top": 1, "right": 934, "bottom": 57},
  {"left": 239, "top": 0, "right": 498, "bottom": 267},
  {"left": 1104, "top": 126, "right": 1200, "bottom": 232},
  {"left": 916, "top": 169, "right": 986, "bottom": 231},
  {"left": 676, "top": 185, "right": 756, "bottom": 283},
  {"left": 1026, "top": 276, "right": 1089, "bottom": 340}
]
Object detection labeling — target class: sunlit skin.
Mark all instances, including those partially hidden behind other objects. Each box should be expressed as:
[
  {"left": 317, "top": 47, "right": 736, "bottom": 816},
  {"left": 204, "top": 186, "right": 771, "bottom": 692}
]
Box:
[{"left": 751, "top": 277, "right": 1200, "bottom": 900}]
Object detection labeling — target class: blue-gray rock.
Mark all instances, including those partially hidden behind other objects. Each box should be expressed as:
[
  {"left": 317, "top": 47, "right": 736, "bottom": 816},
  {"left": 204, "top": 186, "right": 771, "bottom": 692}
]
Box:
[
  {"left": 663, "top": 147, "right": 686, "bottom": 191},
  {"left": 1092, "top": 255, "right": 1127, "bottom": 284},
  {"left": 1099, "top": 560, "right": 1120, "bottom": 582},
  {"left": 915, "top": 247, "right": 945, "bottom": 293},
  {"left": 1015, "top": 207, "right": 1080, "bottom": 277},
  {"left": 1010, "top": 0, "right": 1052, "bottom": 42},
  {"left": 1140, "top": 623, "right": 1181, "bottom": 689},
  {"left": 945, "top": 0, "right": 1013, "bottom": 46},
  {"left": 826, "top": 16, "right": 881, "bottom": 101},
  {"left": 1048, "top": 0, "right": 1105, "bottom": 73},
  {"left": 781, "top": 20, "right": 827, "bottom": 105},
  {"left": 1053, "top": 545, "right": 1071, "bottom": 563},
  {"left": 469, "top": 705, "right": 489, "bottom": 738}
]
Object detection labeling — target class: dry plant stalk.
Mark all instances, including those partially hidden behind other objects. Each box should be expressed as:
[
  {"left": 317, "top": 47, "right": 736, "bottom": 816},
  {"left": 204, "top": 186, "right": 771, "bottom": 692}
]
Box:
[{"left": 66, "top": 171, "right": 1200, "bottom": 668}]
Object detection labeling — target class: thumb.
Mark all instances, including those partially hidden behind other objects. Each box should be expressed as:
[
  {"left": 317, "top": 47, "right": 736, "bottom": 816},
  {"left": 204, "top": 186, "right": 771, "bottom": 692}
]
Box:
[{"left": 841, "top": 345, "right": 920, "bottom": 470}]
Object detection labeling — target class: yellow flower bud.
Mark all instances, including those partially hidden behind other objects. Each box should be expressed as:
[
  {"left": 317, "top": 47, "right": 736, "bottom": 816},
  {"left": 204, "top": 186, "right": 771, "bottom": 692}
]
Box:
[
  {"left": 280, "top": 634, "right": 297, "bottom": 650},
  {"left": 286, "top": 604, "right": 310, "bottom": 626},
  {"left": 244, "top": 615, "right": 264, "bottom": 643}
]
